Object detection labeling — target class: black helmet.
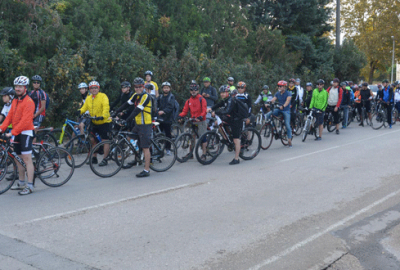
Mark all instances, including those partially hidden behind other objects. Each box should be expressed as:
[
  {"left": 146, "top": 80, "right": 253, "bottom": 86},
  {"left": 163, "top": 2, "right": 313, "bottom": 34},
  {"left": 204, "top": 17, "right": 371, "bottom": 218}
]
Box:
[
  {"left": 145, "top": 84, "right": 154, "bottom": 91},
  {"left": 144, "top": 70, "right": 153, "bottom": 77},
  {"left": 262, "top": 85, "right": 269, "bottom": 90},
  {"left": 362, "top": 82, "right": 368, "bottom": 87},
  {"left": 31, "top": 75, "right": 42, "bottom": 82},
  {"left": 231, "top": 89, "right": 238, "bottom": 96},
  {"left": 190, "top": 82, "right": 199, "bottom": 91},
  {"left": 0, "top": 87, "right": 16, "bottom": 99},
  {"left": 382, "top": 79, "right": 389, "bottom": 83},
  {"left": 219, "top": 85, "right": 230, "bottom": 93},
  {"left": 121, "top": 81, "right": 131, "bottom": 88},
  {"left": 316, "top": 79, "right": 325, "bottom": 85},
  {"left": 133, "top": 77, "right": 145, "bottom": 85}
]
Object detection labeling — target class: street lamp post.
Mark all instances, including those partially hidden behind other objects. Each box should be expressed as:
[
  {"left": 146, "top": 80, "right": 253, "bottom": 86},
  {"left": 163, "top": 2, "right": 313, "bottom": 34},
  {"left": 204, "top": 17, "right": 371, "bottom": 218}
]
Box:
[
  {"left": 391, "top": 36, "right": 395, "bottom": 84},
  {"left": 336, "top": 0, "right": 340, "bottom": 49}
]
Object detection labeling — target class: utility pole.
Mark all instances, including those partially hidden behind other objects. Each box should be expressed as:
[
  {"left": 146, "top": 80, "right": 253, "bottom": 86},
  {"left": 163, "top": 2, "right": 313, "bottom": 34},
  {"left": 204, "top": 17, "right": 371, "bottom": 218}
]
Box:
[
  {"left": 336, "top": 0, "right": 340, "bottom": 49},
  {"left": 391, "top": 36, "right": 395, "bottom": 84}
]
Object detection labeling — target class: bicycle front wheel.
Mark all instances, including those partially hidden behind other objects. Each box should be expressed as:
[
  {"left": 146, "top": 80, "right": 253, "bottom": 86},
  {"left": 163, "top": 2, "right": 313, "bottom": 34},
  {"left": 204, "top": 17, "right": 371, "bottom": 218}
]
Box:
[
  {"left": 260, "top": 123, "right": 274, "bottom": 150},
  {"left": 292, "top": 115, "right": 303, "bottom": 136},
  {"left": 38, "top": 147, "right": 75, "bottom": 187},
  {"left": 150, "top": 137, "right": 177, "bottom": 172},
  {"left": 280, "top": 125, "right": 289, "bottom": 146},
  {"left": 66, "top": 136, "right": 91, "bottom": 168},
  {"left": 239, "top": 128, "right": 261, "bottom": 160},
  {"left": 302, "top": 119, "right": 311, "bottom": 142},
  {"left": 0, "top": 155, "right": 17, "bottom": 195},
  {"left": 175, "top": 133, "right": 195, "bottom": 163},
  {"left": 370, "top": 111, "right": 385, "bottom": 130},
  {"left": 195, "top": 131, "right": 223, "bottom": 165},
  {"left": 89, "top": 141, "right": 124, "bottom": 178}
]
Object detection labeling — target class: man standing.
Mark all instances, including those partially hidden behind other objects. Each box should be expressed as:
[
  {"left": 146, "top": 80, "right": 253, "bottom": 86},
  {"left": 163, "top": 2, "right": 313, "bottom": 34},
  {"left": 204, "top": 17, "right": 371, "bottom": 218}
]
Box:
[
  {"left": 340, "top": 82, "right": 351, "bottom": 129},
  {"left": 200, "top": 77, "right": 218, "bottom": 108},
  {"left": 30, "top": 75, "right": 47, "bottom": 128},
  {"left": 227, "top": 77, "right": 236, "bottom": 92},
  {"left": 378, "top": 82, "right": 394, "bottom": 128},
  {"left": 326, "top": 78, "right": 343, "bottom": 134},
  {"left": 302, "top": 82, "right": 314, "bottom": 109},
  {"left": 295, "top": 78, "right": 304, "bottom": 104},
  {"left": 157, "top": 82, "right": 176, "bottom": 155},
  {"left": 144, "top": 70, "right": 159, "bottom": 98},
  {"left": 309, "top": 79, "right": 328, "bottom": 140}
]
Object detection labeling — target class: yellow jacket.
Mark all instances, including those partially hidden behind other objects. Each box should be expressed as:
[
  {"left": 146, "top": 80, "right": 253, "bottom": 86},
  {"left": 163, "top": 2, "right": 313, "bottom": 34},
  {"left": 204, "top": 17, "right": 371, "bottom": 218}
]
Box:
[{"left": 80, "top": 92, "right": 111, "bottom": 125}]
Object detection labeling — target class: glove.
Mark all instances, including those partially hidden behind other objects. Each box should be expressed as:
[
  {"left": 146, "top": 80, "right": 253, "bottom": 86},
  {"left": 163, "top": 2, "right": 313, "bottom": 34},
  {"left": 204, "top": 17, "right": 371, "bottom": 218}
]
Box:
[{"left": 94, "top": 116, "right": 104, "bottom": 121}]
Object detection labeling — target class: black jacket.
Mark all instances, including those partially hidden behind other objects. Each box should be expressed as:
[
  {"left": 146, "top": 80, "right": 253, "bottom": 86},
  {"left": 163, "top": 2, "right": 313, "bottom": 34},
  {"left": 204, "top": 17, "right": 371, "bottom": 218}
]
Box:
[
  {"left": 341, "top": 89, "right": 351, "bottom": 106},
  {"left": 200, "top": 86, "right": 218, "bottom": 107},
  {"left": 110, "top": 91, "right": 133, "bottom": 111},
  {"left": 303, "top": 90, "right": 313, "bottom": 108},
  {"left": 157, "top": 92, "right": 175, "bottom": 123},
  {"left": 287, "top": 87, "right": 298, "bottom": 107},
  {"left": 212, "top": 96, "right": 238, "bottom": 121},
  {"left": 235, "top": 93, "right": 252, "bottom": 117}
]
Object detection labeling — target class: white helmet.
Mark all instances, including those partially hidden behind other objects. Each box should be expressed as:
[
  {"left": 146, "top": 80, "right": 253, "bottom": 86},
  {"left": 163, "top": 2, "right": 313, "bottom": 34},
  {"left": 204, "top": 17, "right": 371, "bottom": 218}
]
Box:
[
  {"left": 161, "top": 81, "right": 171, "bottom": 87},
  {"left": 78, "top": 82, "right": 88, "bottom": 89},
  {"left": 89, "top": 81, "right": 100, "bottom": 88},
  {"left": 14, "top": 76, "right": 29, "bottom": 86}
]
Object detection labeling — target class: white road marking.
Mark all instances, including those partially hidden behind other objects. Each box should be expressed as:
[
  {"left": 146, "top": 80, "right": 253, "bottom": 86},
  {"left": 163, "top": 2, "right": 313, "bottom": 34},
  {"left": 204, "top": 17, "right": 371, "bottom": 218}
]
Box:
[
  {"left": 281, "top": 129, "right": 400, "bottom": 162},
  {"left": 248, "top": 188, "right": 400, "bottom": 270},
  {"left": 15, "top": 183, "right": 196, "bottom": 226}
]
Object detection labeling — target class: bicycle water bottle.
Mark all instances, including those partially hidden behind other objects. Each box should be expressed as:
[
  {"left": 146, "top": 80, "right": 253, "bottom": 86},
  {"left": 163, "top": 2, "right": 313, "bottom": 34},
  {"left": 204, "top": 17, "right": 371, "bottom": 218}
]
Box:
[
  {"left": 130, "top": 139, "right": 139, "bottom": 152},
  {"left": 75, "top": 126, "right": 80, "bottom": 135},
  {"left": 95, "top": 133, "right": 101, "bottom": 142}
]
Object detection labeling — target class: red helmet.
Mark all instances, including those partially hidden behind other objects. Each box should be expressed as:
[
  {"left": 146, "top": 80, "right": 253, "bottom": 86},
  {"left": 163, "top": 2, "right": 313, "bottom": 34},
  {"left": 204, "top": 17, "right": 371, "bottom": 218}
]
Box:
[
  {"left": 277, "top": 80, "right": 287, "bottom": 86},
  {"left": 237, "top": 81, "right": 246, "bottom": 88}
]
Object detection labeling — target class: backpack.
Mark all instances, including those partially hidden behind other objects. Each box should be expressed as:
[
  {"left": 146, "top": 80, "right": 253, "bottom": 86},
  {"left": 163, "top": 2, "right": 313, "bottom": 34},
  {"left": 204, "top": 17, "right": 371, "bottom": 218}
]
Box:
[
  {"left": 234, "top": 97, "right": 249, "bottom": 120},
  {"left": 167, "top": 94, "right": 180, "bottom": 121},
  {"left": 149, "top": 94, "right": 157, "bottom": 119}
]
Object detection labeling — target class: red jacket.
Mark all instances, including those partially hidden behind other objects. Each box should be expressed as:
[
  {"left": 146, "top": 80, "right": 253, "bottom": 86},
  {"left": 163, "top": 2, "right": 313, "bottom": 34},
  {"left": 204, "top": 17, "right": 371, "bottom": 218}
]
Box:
[
  {"left": 0, "top": 94, "right": 35, "bottom": 135},
  {"left": 179, "top": 94, "right": 207, "bottom": 120},
  {"left": 326, "top": 86, "right": 343, "bottom": 108}
]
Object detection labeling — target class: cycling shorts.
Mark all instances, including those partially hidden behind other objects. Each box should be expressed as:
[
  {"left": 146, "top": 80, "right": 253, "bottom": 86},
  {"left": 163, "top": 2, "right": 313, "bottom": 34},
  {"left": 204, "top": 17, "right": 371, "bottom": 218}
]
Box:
[
  {"left": 13, "top": 134, "right": 33, "bottom": 155},
  {"left": 132, "top": 124, "right": 152, "bottom": 148},
  {"left": 315, "top": 111, "right": 325, "bottom": 126},
  {"left": 92, "top": 123, "right": 111, "bottom": 140}
]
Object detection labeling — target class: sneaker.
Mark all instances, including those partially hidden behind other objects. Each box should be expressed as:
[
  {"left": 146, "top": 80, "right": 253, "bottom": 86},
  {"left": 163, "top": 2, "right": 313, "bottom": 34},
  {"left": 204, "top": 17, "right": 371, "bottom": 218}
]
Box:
[
  {"left": 229, "top": 158, "right": 240, "bottom": 165},
  {"left": 166, "top": 150, "right": 172, "bottom": 156},
  {"left": 288, "top": 144, "right": 293, "bottom": 148},
  {"left": 390, "top": 125, "right": 392, "bottom": 129},
  {"left": 11, "top": 182, "right": 26, "bottom": 190},
  {"left": 18, "top": 186, "right": 33, "bottom": 195},
  {"left": 183, "top": 153, "right": 193, "bottom": 160},
  {"left": 336, "top": 129, "right": 340, "bottom": 134},
  {"left": 342, "top": 125, "right": 346, "bottom": 129},
  {"left": 359, "top": 123, "right": 364, "bottom": 127},
  {"left": 315, "top": 137, "right": 321, "bottom": 141},
  {"left": 98, "top": 159, "right": 108, "bottom": 167},
  {"left": 87, "top": 157, "right": 98, "bottom": 165},
  {"left": 136, "top": 170, "right": 150, "bottom": 178}
]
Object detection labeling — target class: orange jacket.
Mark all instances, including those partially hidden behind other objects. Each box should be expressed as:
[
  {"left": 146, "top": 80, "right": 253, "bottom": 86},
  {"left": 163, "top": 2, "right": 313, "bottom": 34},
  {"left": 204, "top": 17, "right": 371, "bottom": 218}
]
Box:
[{"left": 0, "top": 94, "right": 35, "bottom": 135}]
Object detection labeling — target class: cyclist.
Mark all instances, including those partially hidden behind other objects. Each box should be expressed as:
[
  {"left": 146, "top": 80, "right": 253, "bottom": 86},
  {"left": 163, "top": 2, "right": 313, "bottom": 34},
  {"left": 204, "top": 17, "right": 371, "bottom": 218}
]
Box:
[
  {"left": 78, "top": 81, "right": 111, "bottom": 166},
  {"left": 110, "top": 81, "right": 134, "bottom": 120},
  {"left": 227, "top": 77, "right": 236, "bottom": 92},
  {"left": 144, "top": 70, "right": 159, "bottom": 98},
  {"left": 77, "top": 82, "right": 90, "bottom": 135},
  {"left": 266, "top": 80, "right": 293, "bottom": 147},
  {"left": 0, "top": 87, "right": 15, "bottom": 124},
  {"left": 302, "top": 82, "right": 313, "bottom": 109},
  {"left": 395, "top": 85, "right": 400, "bottom": 116},
  {"left": 200, "top": 77, "right": 218, "bottom": 108},
  {"left": 287, "top": 78, "right": 298, "bottom": 130},
  {"left": 309, "top": 79, "right": 328, "bottom": 141},
  {"left": 326, "top": 78, "right": 343, "bottom": 134},
  {"left": 236, "top": 81, "right": 254, "bottom": 126},
  {"left": 30, "top": 75, "right": 47, "bottom": 128},
  {"left": 177, "top": 82, "right": 207, "bottom": 160},
  {"left": 295, "top": 78, "right": 304, "bottom": 104},
  {"left": 254, "top": 85, "right": 273, "bottom": 115},
  {"left": 378, "top": 82, "right": 394, "bottom": 128},
  {"left": 376, "top": 84, "right": 383, "bottom": 100},
  {"left": 157, "top": 81, "right": 176, "bottom": 155},
  {"left": 0, "top": 76, "right": 35, "bottom": 195},
  {"left": 208, "top": 85, "right": 242, "bottom": 165},
  {"left": 340, "top": 82, "right": 352, "bottom": 129},
  {"left": 355, "top": 82, "right": 373, "bottom": 126}
]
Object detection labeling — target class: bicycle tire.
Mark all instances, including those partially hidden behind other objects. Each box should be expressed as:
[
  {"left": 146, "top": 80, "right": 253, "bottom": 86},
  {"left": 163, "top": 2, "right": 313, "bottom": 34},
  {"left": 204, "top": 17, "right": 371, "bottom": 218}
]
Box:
[
  {"left": 118, "top": 138, "right": 138, "bottom": 169},
  {"left": 51, "top": 128, "right": 72, "bottom": 146},
  {"left": 89, "top": 141, "right": 124, "bottom": 178},
  {"left": 371, "top": 111, "right": 385, "bottom": 130},
  {"left": 0, "top": 155, "right": 17, "bottom": 195},
  {"left": 66, "top": 136, "right": 91, "bottom": 168},
  {"left": 302, "top": 119, "right": 311, "bottom": 142},
  {"left": 392, "top": 108, "right": 398, "bottom": 125},
  {"left": 280, "top": 125, "right": 289, "bottom": 146},
  {"left": 327, "top": 114, "right": 336, "bottom": 132},
  {"left": 292, "top": 115, "right": 303, "bottom": 136},
  {"left": 260, "top": 123, "right": 274, "bottom": 150},
  {"left": 149, "top": 137, "right": 177, "bottom": 172},
  {"left": 175, "top": 132, "right": 195, "bottom": 163},
  {"left": 38, "top": 147, "right": 75, "bottom": 187},
  {"left": 37, "top": 132, "right": 58, "bottom": 147},
  {"left": 239, "top": 128, "right": 261, "bottom": 160},
  {"left": 171, "top": 123, "right": 181, "bottom": 141},
  {"left": 195, "top": 131, "right": 222, "bottom": 165}
]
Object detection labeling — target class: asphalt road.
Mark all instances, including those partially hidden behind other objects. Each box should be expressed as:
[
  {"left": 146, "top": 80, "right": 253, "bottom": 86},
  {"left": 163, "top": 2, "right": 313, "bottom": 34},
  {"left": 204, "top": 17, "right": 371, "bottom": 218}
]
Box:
[{"left": 1, "top": 122, "right": 400, "bottom": 270}]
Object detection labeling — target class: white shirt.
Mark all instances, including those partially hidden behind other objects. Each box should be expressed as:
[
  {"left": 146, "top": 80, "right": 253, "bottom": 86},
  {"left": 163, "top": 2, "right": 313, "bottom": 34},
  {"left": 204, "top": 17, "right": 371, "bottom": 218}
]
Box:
[
  {"left": 296, "top": 85, "right": 304, "bottom": 103},
  {"left": 328, "top": 87, "right": 339, "bottom": 106},
  {"left": 1, "top": 102, "right": 11, "bottom": 117}
]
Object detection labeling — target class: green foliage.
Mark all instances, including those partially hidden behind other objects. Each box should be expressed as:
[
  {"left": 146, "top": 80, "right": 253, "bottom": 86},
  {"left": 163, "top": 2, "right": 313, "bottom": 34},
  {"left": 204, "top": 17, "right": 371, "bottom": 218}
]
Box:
[{"left": 333, "top": 39, "right": 367, "bottom": 82}]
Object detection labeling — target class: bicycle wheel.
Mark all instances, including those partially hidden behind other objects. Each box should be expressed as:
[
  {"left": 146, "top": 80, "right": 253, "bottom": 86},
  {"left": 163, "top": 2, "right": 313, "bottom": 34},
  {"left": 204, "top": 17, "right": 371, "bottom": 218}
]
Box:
[
  {"left": 327, "top": 115, "right": 336, "bottom": 132},
  {"left": 195, "top": 131, "right": 222, "bottom": 165},
  {"left": 0, "top": 155, "right": 17, "bottom": 195},
  {"left": 392, "top": 108, "right": 398, "bottom": 125},
  {"left": 89, "top": 141, "right": 124, "bottom": 178},
  {"left": 260, "top": 123, "right": 274, "bottom": 150},
  {"left": 292, "top": 115, "right": 303, "bottom": 136},
  {"left": 149, "top": 137, "right": 177, "bottom": 172},
  {"left": 171, "top": 123, "right": 181, "bottom": 141},
  {"left": 37, "top": 132, "right": 58, "bottom": 147},
  {"left": 66, "top": 136, "right": 91, "bottom": 168},
  {"left": 239, "top": 128, "right": 261, "bottom": 160},
  {"left": 370, "top": 111, "right": 385, "bottom": 130},
  {"left": 37, "top": 147, "right": 75, "bottom": 187},
  {"left": 302, "top": 119, "right": 311, "bottom": 142},
  {"left": 280, "top": 125, "right": 289, "bottom": 146},
  {"left": 118, "top": 139, "right": 138, "bottom": 169},
  {"left": 51, "top": 128, "right": 72, "bottom": 146},
  {"left": 175, "top": 132, "right": 195, "bottom": 163}
]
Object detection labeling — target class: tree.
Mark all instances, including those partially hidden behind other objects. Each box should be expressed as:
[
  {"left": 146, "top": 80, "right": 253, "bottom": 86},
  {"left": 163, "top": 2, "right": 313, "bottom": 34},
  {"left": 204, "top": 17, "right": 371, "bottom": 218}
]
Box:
[{"left": 333, "top": 39, "right": 367, "bottom": 82}]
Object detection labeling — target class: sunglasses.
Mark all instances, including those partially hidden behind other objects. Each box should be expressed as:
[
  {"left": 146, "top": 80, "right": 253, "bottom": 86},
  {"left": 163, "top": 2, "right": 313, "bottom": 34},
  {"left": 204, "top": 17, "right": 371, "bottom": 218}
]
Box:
[
  {"left": 190, "top": 89, "right": 198, "bottom": 92},
  {"left": 32, "top": 81, "right": 40, "bottom": 84},
  {"left": 278, "top": 86, "right": 285, "bottom": 88},
  {"left": 134, "top": 86, "right": 143, "bottom": 89}
]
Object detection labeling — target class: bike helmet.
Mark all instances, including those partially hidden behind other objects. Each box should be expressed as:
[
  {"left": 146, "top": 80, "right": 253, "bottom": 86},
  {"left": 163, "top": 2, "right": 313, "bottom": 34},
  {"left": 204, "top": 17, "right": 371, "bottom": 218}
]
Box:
[
  {"left": 31, "top": 75, "right": 42, "bottom": 82},
  {"left": 133, "top": 77, "right": 145, "bottom": 86},
  {"left": 120, "top": 81, "right": 131, "bottom": 88},
  {"left": 262, "top": 85, "right": 269, "bottom": 90},
  {"left": 333, "top": 78, "right": 340, "bottom": 83},
  {"left": 231, "top": 89, "right": 238, "bottom": 96},
  {"left": 316, "top": 79, "right": 325, "bottom": 85},
  {"left": 348, "top": 81, "right": 354, "bottom": 85},
  {"left": 14, "top": 76, "right": 29, "bottom": 86},
  {"left": 295, "top": 78, "right": 301, "bottom": 83},
  {"left": 288, "top": 78, "right": 296, "bottom": 84},
  {"left": 145, "top": 84, "right": 154, "bottom": 91},
  {"left": 0, "top": 87, "right": 16, "bottom": 99},
  {"left": 340, "top": 82, "right": 347, "bottom": 87},
  {"left": 237, "top": 81, "right": 246, "bottom": 88},
  {"left": 382, "top": 79, "right": 389, "bottom": 83},
  {"left": 306, "top": 82, "right": 313, "bottom": 87},
  {"left": 227, "top": 77, "right": 234, "bottom": 81},
  {"left": 277, "top": 80, "right": 287, "bottom": 86},
  {"left": 190, "top": 83, "right": 199, "bottom": 91},
  {"left": 161, "top": 81, "right": 171, "bottom": 87},
  {"left": 362, "top": 82, "right": 368, "bottom": 87},
  {"left": 203, "top": 77, "right": 211, "bottom": 82},
  {"left": 219, "top": 85, "right": 230, "bottom": 93},
  {"left": 144, "top": 70, "right": 153, "bottom": 77},
  {"left": 78, "top": 82, "right": 88, "bottom": 89},
  {"left": 377, "top": 84, "right": 382, "bottom": 88},
  {"left": 353, "top": 84, "right": 359, "bottom": 89},
  {"left": 89, "top": 81, "right": 100, "bottom": 88}
]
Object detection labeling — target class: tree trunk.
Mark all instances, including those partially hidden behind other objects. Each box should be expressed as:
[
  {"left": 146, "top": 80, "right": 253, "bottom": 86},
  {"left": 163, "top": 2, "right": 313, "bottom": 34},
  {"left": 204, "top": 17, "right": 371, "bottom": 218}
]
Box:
[{"left": 368, "top": 61, "right": 376, "bottom": 84}]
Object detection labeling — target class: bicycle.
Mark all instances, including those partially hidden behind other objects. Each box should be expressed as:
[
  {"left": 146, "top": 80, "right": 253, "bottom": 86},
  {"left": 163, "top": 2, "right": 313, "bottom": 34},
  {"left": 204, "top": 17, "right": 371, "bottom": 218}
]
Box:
[
  {"left": 323, "top": 106, "right": 336, "bottom": 132},
  {"left": 370, "top": 101, "right": 391, "bottom": 130},
  {"left": 259, "top": 111, "right": 290, "bottom": 150},
  {"left": 0, "top": 135, "right": 75, "bottom": 195},
  {"left": 51, "top": 112, "right": 92, "bottom": 146},
  {"left": 35, "top": 126, "right": 58, "bottom": 147},
  {"left": 301, "top": 108, "right": 320, "bottom": 142},
  {"left": 194, "top": 119, "right": 261, "bottom": 165},
  {"left": 291, "top": 110, "right": 303, "bottom": 136},
  {"left": 357, "top": 99, "right": 372, "bottom": 126}
]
